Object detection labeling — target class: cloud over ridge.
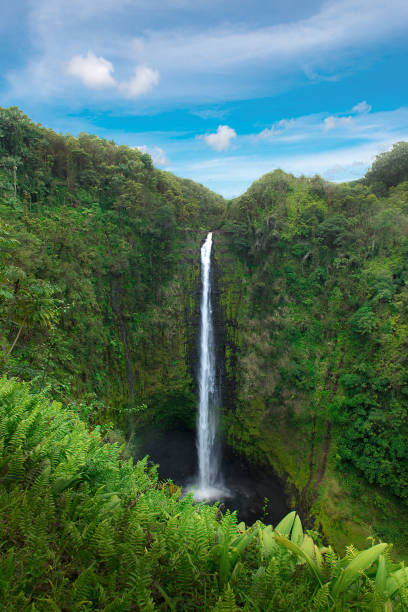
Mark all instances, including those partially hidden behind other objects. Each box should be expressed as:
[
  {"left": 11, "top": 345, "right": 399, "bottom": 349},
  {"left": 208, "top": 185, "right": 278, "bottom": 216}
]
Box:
[{"left": 135, "top": 144, "right": 168, "bottom": 165}]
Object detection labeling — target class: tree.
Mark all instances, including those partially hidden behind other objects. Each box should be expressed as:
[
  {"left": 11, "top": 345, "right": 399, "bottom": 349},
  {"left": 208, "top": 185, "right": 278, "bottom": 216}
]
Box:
[
  {"left": 0, "top": 265, "right": 59, "bottom": 363},
  {"left": 365, "top": 142, "right": 408, "bottom": 193}
]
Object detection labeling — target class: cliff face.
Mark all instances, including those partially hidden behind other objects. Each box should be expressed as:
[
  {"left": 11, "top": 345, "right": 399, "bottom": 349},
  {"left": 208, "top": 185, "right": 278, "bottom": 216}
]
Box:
[{"left": 132, "top": 231, "right": 204, "bottom": 432}]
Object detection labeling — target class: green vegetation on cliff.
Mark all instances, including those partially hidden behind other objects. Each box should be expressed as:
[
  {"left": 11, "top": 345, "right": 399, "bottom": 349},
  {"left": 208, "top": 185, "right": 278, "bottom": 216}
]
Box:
[
  {"left": 0, "top": 106, "right": 223, "bottom": 429},
  {"left": 216, "top": 143, "right": 408, "bottom": 551}
]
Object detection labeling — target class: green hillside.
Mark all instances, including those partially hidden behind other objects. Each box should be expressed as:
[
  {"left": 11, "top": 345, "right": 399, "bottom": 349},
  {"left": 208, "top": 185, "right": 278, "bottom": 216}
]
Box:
[
  {"left": 215, "top": 151, "right": 408, "bottom": 553},
  {"left": 0, "top": 106, "right": 224, "bottom": 427}
]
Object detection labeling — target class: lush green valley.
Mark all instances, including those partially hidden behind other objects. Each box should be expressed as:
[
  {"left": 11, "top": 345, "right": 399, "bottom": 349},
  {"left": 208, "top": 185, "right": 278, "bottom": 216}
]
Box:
[{"left": 1, "top": 107, "right": 408, "bottom": 609}]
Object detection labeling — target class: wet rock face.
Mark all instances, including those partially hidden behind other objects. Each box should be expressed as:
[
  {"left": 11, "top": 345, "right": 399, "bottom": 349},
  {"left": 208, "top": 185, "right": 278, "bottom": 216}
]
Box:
[{"left": 211, "top": 235, "right": 240, "bottom": 414}]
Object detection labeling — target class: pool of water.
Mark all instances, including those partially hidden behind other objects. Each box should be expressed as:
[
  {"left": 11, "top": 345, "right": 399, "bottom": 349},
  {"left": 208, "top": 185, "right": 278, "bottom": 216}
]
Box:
[{"left": 132, "top": 427, "right": 289, "bottom": 526}]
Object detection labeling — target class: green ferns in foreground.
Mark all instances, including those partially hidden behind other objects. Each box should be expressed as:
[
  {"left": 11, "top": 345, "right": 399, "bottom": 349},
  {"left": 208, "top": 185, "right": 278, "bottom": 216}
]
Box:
[{"left": 1, "top": 377, "right": 408, "bottom": 610}]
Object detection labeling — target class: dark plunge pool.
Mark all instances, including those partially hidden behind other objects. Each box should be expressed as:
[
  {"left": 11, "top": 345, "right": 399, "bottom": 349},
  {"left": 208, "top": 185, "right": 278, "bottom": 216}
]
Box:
[{"left": 132, "top": 427, "right": 290, "bottom": 526}]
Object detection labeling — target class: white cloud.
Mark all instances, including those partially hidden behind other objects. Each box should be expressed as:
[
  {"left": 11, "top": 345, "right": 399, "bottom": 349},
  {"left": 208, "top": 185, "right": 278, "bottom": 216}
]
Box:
[
  {"left": 66, "top": 52, "right": 116, "bottom": 88},
  {"left": 65, "top": 54, "right": 159, "bottom": 98},
  {"left": 202, "top": 125, "right": 237, "bottom": 151},
  {"left": 135, "top": 144, "right": 168, "bottom": 165},
  {"left": 120, "top": 66, "right": 160, "bottom": 98},
  {"left": 323, "top": 115, "right": 353, "bottom": 131},
  {"left": 352, "top": 100, "right": 372, "bottom": 114}
]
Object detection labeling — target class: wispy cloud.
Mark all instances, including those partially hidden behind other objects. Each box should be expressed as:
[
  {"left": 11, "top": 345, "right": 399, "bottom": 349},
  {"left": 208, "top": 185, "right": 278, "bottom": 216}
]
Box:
[
  {"left": 256, "top": 119, "right": 295, "bottom": 140},
  {"left": 4, "top": 0, "right": 408, "bottom": 105},
  {"left": 253, "top": 101, "right": 397, "bottom": 141},
  {"left": 352, "top": 100, "right": 372, "bottom": 114},
  {"left": 322, "top": 101, "right": 373, "bottom": 130},
  {"left": 137, "top": 0, "right": 408, "bottom": 88},
  {"left": 323, "top": 115, "right": 353, "bottom": 131},
  {"left": 191, "top": 108, "right": 229, "bottom": 120}
]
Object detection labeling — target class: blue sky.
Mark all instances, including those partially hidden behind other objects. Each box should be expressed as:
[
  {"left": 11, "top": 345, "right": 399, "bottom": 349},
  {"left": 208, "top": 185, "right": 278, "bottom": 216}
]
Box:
[{"left": 1, "top": 0, "right": 408, "bottom": 198}]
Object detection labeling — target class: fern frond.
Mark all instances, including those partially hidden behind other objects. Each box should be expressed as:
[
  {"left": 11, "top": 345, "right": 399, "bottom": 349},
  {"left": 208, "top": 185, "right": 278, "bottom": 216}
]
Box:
[
  {"left": 213, "top": 583, "right": 238, "bottom": 612},
  {"left": 311, "top": 582, "right": 331, "bottom": 610},
  {"left": 73, "top": 565, "right": 97, "bottom": 605}
]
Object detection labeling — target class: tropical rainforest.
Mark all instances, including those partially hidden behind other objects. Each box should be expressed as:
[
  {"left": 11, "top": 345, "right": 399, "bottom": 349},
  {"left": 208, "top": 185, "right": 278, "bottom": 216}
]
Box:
[{"left": 1, "top": 106, "right": 408, "bottom": 610}]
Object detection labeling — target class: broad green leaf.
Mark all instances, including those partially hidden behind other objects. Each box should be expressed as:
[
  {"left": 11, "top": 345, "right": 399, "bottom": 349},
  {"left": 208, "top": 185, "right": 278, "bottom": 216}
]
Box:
[
  {"left": 314, "top": 545, "right": 324, "bottom": 571},
  {"left": 262, "top": 525, "right": 277, "bottom": 558},
  {"left": 232, "top": 529, "right": 256, "bottom": 559},
  {"left": 332, "top": 543, "right": 387, "bottom": 597},
  {"left": 275, "top": 511, "right": 296, "bottom": 537},
  {"left": 274, "top": 532, "right": 323, "bottom": 585},
  {"left": 375, "top": 554, "right": 387, "bottom": 596},
  {"left": 385, "top": 567, "right": 408, "bottom": 598},
  {"left": 301, "top": 533, "right": 315, "bottom": 559},
  {"left": 291, "top": 514, "right": 304, "bottom": 546}
]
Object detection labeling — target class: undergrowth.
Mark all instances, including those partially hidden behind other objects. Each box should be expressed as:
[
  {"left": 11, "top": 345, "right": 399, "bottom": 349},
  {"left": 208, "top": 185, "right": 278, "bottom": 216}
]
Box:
[{"left": 1, "top": 376, "right": 408, "bottom": 610}]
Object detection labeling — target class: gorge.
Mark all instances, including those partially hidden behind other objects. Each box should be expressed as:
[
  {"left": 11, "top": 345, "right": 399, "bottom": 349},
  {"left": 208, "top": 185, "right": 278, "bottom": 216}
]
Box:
[{"left": 136, "top": 230, "right": 289, "bottom": 525}]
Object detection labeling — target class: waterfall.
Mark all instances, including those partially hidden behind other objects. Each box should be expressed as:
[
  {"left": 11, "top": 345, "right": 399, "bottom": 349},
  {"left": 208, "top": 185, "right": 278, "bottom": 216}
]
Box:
[{"left": 194, "top": 232, "right": 225, "bottom": 500}]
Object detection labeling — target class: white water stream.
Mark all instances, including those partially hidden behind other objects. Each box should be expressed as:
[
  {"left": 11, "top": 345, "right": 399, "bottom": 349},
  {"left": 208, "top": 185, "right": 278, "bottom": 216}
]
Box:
[{"left": 193, "top": 232, "right": 226, "bottom": 501}]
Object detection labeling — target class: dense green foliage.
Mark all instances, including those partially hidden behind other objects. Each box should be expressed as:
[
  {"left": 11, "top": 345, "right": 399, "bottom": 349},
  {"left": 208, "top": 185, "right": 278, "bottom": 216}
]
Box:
[
  {"left": 365, "top": 142, "right": 408, "bottom": 195},
  {"left": 2, "top": 376, "right": 408, "bottom": 611},
  {"left": 0, "top": 106, "right": 224, "bottom": 427},
  {"left": 218, "top": 162, "right": 408, "bottom": 517}
]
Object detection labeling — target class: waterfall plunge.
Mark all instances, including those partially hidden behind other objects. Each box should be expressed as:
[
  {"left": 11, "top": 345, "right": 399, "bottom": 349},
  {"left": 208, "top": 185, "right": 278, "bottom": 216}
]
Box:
[
  {"left": 140, "top": 231, "right": 287, "bottom": 521},
  {"left": 193, "top": 232, "right": 227, "bottom": 501}
]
